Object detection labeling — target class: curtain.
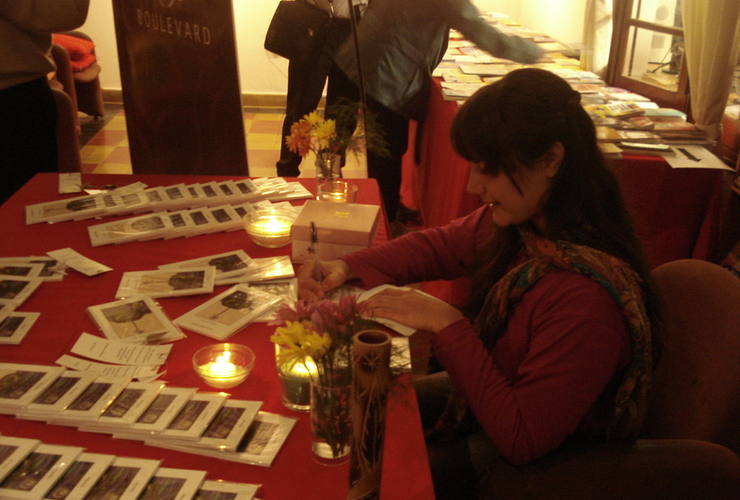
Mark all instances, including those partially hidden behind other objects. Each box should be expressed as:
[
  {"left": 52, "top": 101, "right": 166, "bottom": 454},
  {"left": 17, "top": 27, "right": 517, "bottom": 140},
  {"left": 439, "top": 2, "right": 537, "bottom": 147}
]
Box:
[
  {"left": 581, "top": 0, "right": 613, "bottom": 77},
  {"left": 682, "top": 0, "right": 740, "bottom": 143}
]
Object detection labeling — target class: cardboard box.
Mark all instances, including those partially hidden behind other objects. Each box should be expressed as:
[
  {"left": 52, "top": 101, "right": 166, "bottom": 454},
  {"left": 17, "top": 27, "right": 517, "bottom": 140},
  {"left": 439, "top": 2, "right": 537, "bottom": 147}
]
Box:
[{"left": 291, "top": 200, "right": 380, "bottom": 263}]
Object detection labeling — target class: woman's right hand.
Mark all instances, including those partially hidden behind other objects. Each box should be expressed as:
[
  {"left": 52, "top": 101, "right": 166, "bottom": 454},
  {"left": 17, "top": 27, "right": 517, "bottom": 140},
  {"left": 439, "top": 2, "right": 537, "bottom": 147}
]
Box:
[{"left": 297, "top": 258, "right": 355, "bottom": 300}]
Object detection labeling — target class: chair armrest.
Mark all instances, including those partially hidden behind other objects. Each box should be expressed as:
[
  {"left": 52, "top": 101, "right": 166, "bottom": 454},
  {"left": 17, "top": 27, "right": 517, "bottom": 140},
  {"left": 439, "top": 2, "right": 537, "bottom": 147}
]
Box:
[{"left": 478, "top": 439, "right": 740, "bottom": 499}]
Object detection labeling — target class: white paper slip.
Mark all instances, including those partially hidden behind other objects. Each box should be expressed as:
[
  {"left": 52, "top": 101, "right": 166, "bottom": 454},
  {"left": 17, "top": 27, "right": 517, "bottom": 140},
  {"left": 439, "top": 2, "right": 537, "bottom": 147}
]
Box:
[
  {"left": 71, "top": 332, "right": 172, "bottom": 366},
  {"left": 56, "top": 354, "right": 162, "bottom": 380},
  {"left": 59, "top": 172, "right": 83, "bottom": 194},
  {"left": 356, "top": 285, "right": 448, "bottom": 336},
  {"left": 665, "top": 145, "right": 736, "bottom": 171},
  {"left": 47, "top": 248, "right": 113, "bottom": 276}
]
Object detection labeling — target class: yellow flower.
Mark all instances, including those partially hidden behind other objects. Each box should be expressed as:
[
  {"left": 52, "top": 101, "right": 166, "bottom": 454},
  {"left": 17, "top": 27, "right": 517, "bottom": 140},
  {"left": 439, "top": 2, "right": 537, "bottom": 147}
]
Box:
[
  {"left": 270, "top": 321, "right": 331, "bottom": 365},
  {"left": 314, "top": 119, "right": 336, "bottom": 151},
  {"left": 304, "top": 110, "right": 324, "bottom": 127}
]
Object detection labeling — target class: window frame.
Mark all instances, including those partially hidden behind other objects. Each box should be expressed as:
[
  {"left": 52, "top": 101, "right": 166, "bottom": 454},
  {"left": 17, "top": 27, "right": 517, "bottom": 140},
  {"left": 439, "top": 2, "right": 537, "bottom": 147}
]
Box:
[{"left": 606, "top": 0, "right": 690, "bottom": 112}]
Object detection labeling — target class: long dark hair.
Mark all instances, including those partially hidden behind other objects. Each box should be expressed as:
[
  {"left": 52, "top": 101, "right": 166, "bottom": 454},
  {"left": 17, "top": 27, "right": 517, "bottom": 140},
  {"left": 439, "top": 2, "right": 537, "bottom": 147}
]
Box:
[{"left": 451, "top": 68, "right": 661, "bottom": 357}]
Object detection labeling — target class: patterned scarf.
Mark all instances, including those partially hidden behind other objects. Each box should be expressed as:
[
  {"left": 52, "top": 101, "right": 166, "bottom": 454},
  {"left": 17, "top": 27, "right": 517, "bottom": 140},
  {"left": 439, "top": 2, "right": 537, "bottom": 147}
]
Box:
[{"left": 431, "top": 232, "right": 653, "bottom": 443}]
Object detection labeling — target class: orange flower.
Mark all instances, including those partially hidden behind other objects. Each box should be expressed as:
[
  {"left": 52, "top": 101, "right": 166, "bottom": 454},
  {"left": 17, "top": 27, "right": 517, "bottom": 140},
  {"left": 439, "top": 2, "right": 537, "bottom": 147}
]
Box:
[{"left": 285, "top": 120, "right": 312, "bottom": 157}]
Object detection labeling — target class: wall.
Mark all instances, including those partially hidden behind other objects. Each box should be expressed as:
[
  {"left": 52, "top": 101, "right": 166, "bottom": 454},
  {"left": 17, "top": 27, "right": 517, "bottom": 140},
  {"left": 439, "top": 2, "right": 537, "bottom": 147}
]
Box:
[{"left": 79, "top": 0, "right": 586, "bottom": 96}]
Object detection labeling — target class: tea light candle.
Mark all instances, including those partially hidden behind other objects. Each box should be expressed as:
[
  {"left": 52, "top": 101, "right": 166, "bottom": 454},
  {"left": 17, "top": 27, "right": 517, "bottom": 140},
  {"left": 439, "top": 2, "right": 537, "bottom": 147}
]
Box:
[
  {"left": 276, "top": 352, "right": 318, "bottom": 411},
  {"left": 244, "top": 209, "right": 295, "bottom": 248},
  {"left": 193, "top": 344, "right": 255, "bottom": 389}
]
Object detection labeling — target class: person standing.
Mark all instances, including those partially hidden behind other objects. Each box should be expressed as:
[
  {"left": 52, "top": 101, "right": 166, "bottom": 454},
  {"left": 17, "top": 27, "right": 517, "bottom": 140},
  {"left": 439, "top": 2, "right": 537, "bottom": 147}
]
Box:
[
  {"left": 332, "top": 0, "right": 544, "bottom": 222},
  {"left": 0, "top": 0, "right": 90, "bottom": 204},
  {"left": 274, "top": 0, "right": 361, "bottom": 178}
]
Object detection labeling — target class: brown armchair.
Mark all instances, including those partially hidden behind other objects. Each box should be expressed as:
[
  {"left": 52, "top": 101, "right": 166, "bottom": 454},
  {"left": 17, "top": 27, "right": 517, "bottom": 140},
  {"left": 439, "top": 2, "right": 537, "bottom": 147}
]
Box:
[{"left": 478, "top": 259, "right": 740, "bottom": 499}]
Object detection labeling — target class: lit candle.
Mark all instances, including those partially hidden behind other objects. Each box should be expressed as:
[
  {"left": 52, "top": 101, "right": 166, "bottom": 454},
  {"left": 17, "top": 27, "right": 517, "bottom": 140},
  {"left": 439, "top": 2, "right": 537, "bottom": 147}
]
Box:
[
  {"left": 277, "top": 355, "right": 317, "bottom": 411},
  {"left": 196, "top": 349, "right": 249, "bottom": 388},
  {"left": 207, "top": 352, "right": 237, "bottom": 377},
  {"left": 244, "top": 213, "right": 294, "bottom": 248}
]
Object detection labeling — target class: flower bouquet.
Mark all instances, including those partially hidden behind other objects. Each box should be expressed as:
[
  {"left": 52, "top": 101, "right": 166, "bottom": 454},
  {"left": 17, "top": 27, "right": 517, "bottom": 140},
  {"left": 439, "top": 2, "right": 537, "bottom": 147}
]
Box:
[
  {"left": 284, "top": 99, "right": 388, "bottom": 183},
  {"left": 270, "top": 294, "right": 379, "bottom": 463}
]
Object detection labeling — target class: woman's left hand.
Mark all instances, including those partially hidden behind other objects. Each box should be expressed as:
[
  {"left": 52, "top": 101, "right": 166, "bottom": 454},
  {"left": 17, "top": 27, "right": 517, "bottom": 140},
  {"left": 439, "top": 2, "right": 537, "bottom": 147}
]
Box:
[{"left": 361, "top": 287, "right": 464, "bottom": 333}]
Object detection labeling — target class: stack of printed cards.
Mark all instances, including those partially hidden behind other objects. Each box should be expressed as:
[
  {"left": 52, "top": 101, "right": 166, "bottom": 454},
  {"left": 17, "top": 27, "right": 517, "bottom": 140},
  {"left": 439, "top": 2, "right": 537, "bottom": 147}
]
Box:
[
  {"left": 0, "top": 361, "right": 296, "bottom": 472},
  {"left": 115, "top": 267, "right": 215, "bottom": 299},
  {"left": 81, "top": 456, "right": 162, "bottom": 500},
  {"left": 88, "top": 212, "right": 176, "bottom": 246},
  {"left": 15, "top": 370, "right": 99, "bottom": 421},
  {"left": 0, "top": 276, "right": 43, "bottom": 309},
  {"left": 26, "top": 177, "right": 312, "bottom": 227},
  {"left": 87, "top": 296, "right": 185, "bottom": 344},
  {"left": 148, "top": 411, "right": 297, "bottom": 468},
  {"left": 214, "top": 256, "right": 296, "bottom": 285},
  {"left": 0, "top": 257, "right": 66, "bottom": 282},
  {"left": 174, "top": 285, "right": 283, "bottom": 341},
  {"left": 45, "top": 375, "right": 132, "bottom": 425},
  {"left": 0, "top": 436, "right": 41, "bottom": 484},
  {"left": 159, "top": 250, "right": 255, "bottom": 283},
  {"left": 143, "top": 399, "right": 262, "bottom": 452},
  {"left": 0, "top": 275, "right": 43, "bottom": 345},
  {"left": 0, "top": 441, "right": 84, "bottom": 500},
  {"left": 0, "top": 311, "right": 40, "bottom": 345},
  {"left": 0, "top": 363, "right": 65, "bottom": 414},
  {"left": 78, "top": 382, "right": 166, "bottom": 434},
  {"left": 0, "top": 431, "right": 262, "bottom": 500}
]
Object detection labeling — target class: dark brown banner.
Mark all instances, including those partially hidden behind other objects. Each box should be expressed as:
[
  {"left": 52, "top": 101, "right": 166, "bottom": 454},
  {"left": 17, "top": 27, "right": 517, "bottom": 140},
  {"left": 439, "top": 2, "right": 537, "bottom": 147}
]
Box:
[{"left": 112, "top": 0, "right": 249, "bottom": 175}]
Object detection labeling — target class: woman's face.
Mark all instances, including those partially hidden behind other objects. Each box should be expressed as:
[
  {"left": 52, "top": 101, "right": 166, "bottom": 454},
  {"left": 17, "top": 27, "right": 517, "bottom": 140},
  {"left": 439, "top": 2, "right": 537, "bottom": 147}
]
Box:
[{"left": 466, "top": 152, "right": 560, "bottom": 228}]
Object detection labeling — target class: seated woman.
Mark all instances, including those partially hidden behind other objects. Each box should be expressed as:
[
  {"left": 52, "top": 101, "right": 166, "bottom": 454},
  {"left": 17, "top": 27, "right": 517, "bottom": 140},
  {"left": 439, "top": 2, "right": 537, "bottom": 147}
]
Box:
[{"left": 297, "top": 68, "right": 661, "bottom": 498}]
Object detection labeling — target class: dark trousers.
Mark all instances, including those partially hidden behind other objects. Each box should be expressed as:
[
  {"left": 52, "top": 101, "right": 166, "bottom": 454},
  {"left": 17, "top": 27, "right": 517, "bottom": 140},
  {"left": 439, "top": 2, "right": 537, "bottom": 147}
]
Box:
[
  {"left": 276, "top": 18, "right": 352, "bottom": 177},
  {"left": 415, "top": 371, "right": 501, "bottom": 500},
  {"left": 327, "top": 66, "right": 409, "bottom": 222},
  {"left": 0, "top": 77, "right": 58, "bottom": 205}
]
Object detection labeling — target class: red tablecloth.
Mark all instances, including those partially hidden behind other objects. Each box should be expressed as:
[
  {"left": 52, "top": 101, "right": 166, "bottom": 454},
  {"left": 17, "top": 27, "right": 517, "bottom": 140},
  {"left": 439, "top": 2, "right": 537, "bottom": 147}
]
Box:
[
  {"left": 0, "top": 173, "right": 434, "bottom": 500},
  {"left": 402, "top": 79, "right": 727, "bottom": 269}
]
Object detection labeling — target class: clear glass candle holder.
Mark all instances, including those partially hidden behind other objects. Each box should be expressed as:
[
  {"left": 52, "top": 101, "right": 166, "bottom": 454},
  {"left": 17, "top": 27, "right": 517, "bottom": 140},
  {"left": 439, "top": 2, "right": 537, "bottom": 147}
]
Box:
[
  {"left": 317, "top": 179, "right": 358, "bottom": 203},
  {"left": 243, "top": 206, "right": 296, "bottom": 248},
  {"left": 192, "top": 343, "right": 255, "bottom": 389}
]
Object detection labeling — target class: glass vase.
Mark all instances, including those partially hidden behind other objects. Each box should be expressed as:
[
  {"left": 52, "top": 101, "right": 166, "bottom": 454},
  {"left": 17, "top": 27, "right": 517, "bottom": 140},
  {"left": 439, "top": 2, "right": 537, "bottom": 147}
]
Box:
[
  {"left": 309, "top": 380, "right": 351, "bottom": 465},
  {"left": 315, "top": 152, "right": 341, "bottom": 197}
]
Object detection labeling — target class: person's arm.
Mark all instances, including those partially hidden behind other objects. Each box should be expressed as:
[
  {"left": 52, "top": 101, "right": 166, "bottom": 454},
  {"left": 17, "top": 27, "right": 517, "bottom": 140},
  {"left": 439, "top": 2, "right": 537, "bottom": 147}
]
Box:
[
  {"left": 0, "top": 0, "right": 89, "bottom": 34},
  {"left": 296, "top": 205, "right": 492, "bottom": 301},
  {"left": 440, "top": 0, "right": 543, "bottom": 64},
  {"left": 433, "top": 271, "right": 631, "bottom": 465},
  {"left": 343, "top": 205, "right": 493, "bottom": 288}
]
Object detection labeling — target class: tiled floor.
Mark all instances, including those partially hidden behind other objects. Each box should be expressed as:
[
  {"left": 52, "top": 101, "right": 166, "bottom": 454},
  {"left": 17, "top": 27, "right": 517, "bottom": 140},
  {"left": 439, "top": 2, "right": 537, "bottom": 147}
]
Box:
[{"left": 78, "top": 105, "right": 367, "bottom": 179}]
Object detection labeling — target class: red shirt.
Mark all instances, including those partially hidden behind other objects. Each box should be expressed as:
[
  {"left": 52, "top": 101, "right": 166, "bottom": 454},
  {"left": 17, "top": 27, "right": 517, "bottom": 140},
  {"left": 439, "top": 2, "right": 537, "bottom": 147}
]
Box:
[{"left": 343, "top": 206, "right": 631, "bottom": 464}]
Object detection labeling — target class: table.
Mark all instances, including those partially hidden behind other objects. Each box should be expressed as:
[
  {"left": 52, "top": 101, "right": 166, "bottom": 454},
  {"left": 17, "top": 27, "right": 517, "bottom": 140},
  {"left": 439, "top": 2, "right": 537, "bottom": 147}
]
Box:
[
  {"left": 0, "top": 173, "right": 434, "bottom": 500},
  {"left": 401, "top": 78, "right": 728, "bottom": 270}
]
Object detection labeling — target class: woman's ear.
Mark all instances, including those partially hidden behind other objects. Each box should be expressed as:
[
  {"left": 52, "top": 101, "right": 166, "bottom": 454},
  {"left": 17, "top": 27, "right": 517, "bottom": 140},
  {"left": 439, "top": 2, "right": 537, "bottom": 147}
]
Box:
[{"left": 540, "top": 141, "right": 564, "bottom": 177}]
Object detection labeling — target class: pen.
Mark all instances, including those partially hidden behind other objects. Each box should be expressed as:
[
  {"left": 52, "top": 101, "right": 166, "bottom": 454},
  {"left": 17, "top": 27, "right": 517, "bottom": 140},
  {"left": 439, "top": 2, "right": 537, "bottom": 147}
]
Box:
[
  {"left": 678, "top": 147, "right": 700, "bottom": 162},
  {"left": 310, "top": 221, "right": 323, "bottom": 283}
]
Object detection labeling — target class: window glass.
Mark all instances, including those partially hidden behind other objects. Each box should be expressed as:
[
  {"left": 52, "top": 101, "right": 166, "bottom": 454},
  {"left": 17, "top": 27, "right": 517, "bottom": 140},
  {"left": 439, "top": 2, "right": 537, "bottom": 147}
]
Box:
[
  {"left": 630, "top": 0, "right": 682, "bottom": 28},
  {"left": 622, "top": 26, "right": 683, "bottom": 93}
]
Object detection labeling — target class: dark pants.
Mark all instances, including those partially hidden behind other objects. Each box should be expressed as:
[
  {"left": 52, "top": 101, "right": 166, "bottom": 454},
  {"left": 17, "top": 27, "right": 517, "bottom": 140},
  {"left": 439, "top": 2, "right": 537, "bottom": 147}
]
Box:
[
  {"left": 276, "top": 18, "right": 352, "bottom": 177},
  {"left": 414, "top": 371, "right": 501, "bottom": 500},
  {"left": 0, "top": 77, "right": 58, "bottom": 205},
  {"left": 327, "top": 66, "right": 409, "bottom": 222}
]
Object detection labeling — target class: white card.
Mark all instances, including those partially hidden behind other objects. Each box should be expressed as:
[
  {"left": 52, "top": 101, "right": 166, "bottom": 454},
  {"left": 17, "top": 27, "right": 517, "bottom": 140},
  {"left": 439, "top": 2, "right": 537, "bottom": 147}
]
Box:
[
  {"left": 47, "top": 248, "right": 112, "bottom": 277},
  {"left": 71, "top": 332, "right": 172, "bottom": 366},
  {"left": 0, "top": 443, "right": 84, "bottom": 500}
]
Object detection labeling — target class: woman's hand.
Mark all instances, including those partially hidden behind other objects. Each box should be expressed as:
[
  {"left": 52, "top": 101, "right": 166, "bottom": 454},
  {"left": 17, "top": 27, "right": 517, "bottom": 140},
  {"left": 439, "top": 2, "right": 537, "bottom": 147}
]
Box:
[
  {"left": 297, "top": 258, "right": 356, "bottom": 300},
  {"left": 362, "top": 287, "right": 464, "bottom": 333}
]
